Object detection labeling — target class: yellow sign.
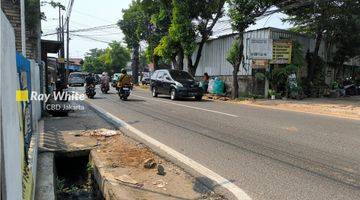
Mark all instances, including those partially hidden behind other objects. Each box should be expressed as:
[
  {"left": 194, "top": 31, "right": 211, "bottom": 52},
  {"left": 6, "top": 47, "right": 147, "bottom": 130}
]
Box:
[
  {"left": 271, "top": 41, "right": 292, "bottom": 64},
  {"left": 16, "top": 90, "right": 29, "bottom": 102},
  {"left": 58, "top": 58, "right": 65, "bottom": 63}
]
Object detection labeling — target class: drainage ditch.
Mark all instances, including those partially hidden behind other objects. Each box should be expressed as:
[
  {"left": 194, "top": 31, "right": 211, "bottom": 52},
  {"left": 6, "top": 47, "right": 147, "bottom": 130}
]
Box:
[{"left": 55, "top": 152, "right": 104, "bottom": 200}]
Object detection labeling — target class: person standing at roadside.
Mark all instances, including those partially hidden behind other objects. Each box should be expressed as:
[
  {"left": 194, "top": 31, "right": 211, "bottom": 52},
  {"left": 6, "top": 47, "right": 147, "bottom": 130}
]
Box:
[{"left": 202, "top": 73, "right": 210, "bottom": 93}]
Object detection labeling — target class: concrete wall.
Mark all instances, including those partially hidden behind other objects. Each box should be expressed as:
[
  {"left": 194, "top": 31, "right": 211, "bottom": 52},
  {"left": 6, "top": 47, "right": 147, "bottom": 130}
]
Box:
[
  {"left": 29, "top": 60, "right": 41, "bottom": 200},
  {"left": 187, "top": 27, "right": 333, "bottom": 78},
  {"left": 0, "top": 10, "right": 23, "bottom": 200}
]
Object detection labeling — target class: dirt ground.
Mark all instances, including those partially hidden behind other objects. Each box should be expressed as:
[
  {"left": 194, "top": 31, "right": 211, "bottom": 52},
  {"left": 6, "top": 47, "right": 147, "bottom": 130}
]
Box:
[
  {"left": 205, "top": 94, "right": 360, "bottom": 120},
  {"left": 89, "top": 129, "right": 226, "bottom": 200}
]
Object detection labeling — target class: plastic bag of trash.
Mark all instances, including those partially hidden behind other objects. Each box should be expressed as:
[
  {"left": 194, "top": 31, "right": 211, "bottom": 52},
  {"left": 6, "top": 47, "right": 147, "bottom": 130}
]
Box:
[
  {"left": 212, "top": 78, "right": 225, "bottom": 95},
  {"left": 208, "top": 79, "right": 215, "bottom": 93}
]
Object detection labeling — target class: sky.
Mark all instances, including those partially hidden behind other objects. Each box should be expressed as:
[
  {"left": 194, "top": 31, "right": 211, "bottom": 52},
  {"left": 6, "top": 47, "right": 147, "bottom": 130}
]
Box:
[{"left": 41, "top": 1, "right": 292, "bottom": 59}]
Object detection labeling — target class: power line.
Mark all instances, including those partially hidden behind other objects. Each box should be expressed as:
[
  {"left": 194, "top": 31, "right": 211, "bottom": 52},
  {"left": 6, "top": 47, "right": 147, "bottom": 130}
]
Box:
[
  {"left": 71, "top": 34, "right": 112, "bottom": 44},
  {"left": 72, "top": 9, "right": 114, "bottom": 24},
  {"left": 42, "top": 24, "right": 118, "bottom": 36}
]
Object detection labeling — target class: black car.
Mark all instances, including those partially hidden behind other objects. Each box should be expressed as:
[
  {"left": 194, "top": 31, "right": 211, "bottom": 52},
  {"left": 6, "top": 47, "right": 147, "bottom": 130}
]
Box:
[{"left": 150, "top": 69, "right": 203, "bottom": 101}]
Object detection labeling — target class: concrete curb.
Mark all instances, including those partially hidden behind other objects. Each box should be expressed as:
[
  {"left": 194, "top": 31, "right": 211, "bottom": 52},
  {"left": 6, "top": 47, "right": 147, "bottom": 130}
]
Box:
[
  {"left": 90, "top": 151, "right": 134, "bottom": 200},
  {"left": 35, "top": 152, "right": 56, "bottom": 200},
  {"left": 85, "top": 100, "right": 249, "bottom": 200}
]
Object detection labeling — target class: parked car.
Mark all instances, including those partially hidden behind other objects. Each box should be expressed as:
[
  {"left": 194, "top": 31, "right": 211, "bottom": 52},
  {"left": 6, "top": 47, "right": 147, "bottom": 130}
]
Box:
[
  {"left": 150, "top": 69, "right": 203, "bottom": 101},
  {"left": 68, "top": 72, "right": 86, "bottom": 87}
]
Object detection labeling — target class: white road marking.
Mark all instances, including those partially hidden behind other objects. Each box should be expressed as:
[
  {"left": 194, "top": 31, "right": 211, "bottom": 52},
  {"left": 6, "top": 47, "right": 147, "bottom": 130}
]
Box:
[
  {"left": 132, "top": 94, "right": 239, "bottom": 118},
  {"left": 87, "top": 101, "right": 252, "bottom": 200}
]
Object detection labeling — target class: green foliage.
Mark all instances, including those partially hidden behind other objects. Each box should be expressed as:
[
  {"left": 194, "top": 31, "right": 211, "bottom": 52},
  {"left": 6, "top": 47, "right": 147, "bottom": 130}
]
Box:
[
  {"left": 270, "top": 64, "right": 297, "bottom": 87},
  {"left": 226, "top": 38, "right": 240, "bottom": 66},
  {"left": 331, "top": 81, "right": 340, "bottom": 90},
  {"left": 83, "top": 42, "right": 130, "bottom": 74},
  {"left": 48, "top": 1, "right": 66, "bottom": 10},
  {"left": 291, "top": 41, "right": 305, "bottom": 68},
  {"left": 144, "top": 0, "right": 173, "bottom": 65},
  {"left": 284, "top": 0, "right": 360, "bottom": 67},
  {"left": 118, "top": 0, "right": 144, "bottom": 50},
  {"left": 228, "top": 0, "right": 275, "bottom": 31},
  {"left": 255, "top": 72, "right": 266, "bottom": 81},
  {"left": 25, "top": 0, "right": 43, "bottom": 29},
  {"left": 268, "top": 89, "right": 276, "bottom": 96},
  {"left": 169, "top": 0, "right": 195, "bottom": 56},
  {"left": 56, "top": 177, "right": 65, "bottom": 192},
  {"left": 154, "top": 36, "right": 178, "bottom": 62}
]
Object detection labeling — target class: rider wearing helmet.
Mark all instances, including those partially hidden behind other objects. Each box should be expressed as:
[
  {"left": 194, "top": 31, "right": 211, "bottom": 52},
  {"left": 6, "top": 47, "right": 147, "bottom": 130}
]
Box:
[
  {"left": 117, "top": 69, "right": 132, "bottom": 88},
  {"left": 85, "top": 73, "right": 95, "bottom": 86},
  {"left": 100, "top": 72, "right": 110, "bottom": 85}
]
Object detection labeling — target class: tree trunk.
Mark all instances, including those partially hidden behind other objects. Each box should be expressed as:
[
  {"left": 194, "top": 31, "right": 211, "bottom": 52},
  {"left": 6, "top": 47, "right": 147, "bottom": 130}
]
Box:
[
  {"left": 172, "top": 56, "right": 178, "bottom": 70},
  {"left": 232, "top": 33, "right": 245, "bottom": 99},
  {"left": 187, "top": 55, "right": 196, "bottom": 77},
  {"left": 132, "top": 46, "right": 140, "bottom": 84},
  {"left": 193, "top": 39, "right": 206, "bottom": 70},
  {"left": 177, "top": 48, "right": 184, "bottom": 71},
  {"left": 232, "top": 65, "right": 240, "bottom": 99},
  {"left": 153, "top": 55, "right": 159, "bottom": 71},
  {"left": 308, "top": 30, "right": 323, "bottom": 82}
]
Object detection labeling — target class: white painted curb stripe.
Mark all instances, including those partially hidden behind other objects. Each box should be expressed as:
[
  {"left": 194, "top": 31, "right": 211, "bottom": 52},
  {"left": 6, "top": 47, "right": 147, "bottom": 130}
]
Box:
[
  {"left": 132, "top": 95, "right": 239, "bottom": 118},
  {"left": 87, "top": 101, "right": 251, "bottom": 200}
]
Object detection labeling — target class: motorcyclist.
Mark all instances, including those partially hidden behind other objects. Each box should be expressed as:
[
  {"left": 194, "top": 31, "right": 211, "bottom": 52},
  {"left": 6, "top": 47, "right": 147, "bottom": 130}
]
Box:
[
  {"left": 100, "top": 72, "right": 110, "bottom": 86},
  {"left": 85, "top": 73, "right": 96, "bottom": 90},
  {"left": 117, "top": 69, "right": 132, "bottom": 89},
  {"left": 100, "top": 72, "right": 110, "bottom": 93}
]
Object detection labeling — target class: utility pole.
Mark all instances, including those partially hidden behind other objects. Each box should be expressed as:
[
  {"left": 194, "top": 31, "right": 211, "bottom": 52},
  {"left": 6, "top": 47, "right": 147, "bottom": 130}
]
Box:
[
  {"left": 20, "top": 0, "right": 26, "bottom": 56},
  {"left": 66, "top": 21, "right": 70, "bottom": 81},
  {"left": 60, "top": 15, "right": 65, "bottom": 82},
  {"left": 65, "top": 0, "right": 75, "bottom": 83}
]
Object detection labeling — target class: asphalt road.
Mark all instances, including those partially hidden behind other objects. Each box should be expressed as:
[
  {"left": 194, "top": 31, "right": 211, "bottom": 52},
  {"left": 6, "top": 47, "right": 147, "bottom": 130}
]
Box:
[{"left": 78, "top": 86, "right": 360, "bottom": 200}]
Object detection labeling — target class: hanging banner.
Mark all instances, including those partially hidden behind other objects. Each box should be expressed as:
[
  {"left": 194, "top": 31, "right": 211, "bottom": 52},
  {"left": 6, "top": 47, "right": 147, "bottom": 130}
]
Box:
[{"left": 271, "top": 40, "right": 293, "bottom": 64}]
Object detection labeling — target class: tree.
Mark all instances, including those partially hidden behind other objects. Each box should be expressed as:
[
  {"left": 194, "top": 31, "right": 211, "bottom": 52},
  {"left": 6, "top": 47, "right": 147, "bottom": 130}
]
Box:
[
  {"left": 141, "top": 0, "right": 173, "bottom": 70},
  {"left": 165, "top": 0, "right": 226, "bottom": 75},
  {"left": 107, "top": 42, "right": 131, "bottom": 73},
  {"left": 118, "top": 0, "right": 146, "bottom": 84},
  {"left": 328, "top": 1, "right": 360, "bottom": 78},
  {"left": 83, "top": 42, "right": 130, "bottom": 74},
  {"left": 227, "top": 0, "right": 276, "bottom": 99},
  {"left": 83, "top": 48, "right": 105, "bottom": 73},
  {"left": 185, "top": 0, "right": 226, "bottom": 76},
  {"left": 284, "top": 0, "right": 360, "bottom": 85}
]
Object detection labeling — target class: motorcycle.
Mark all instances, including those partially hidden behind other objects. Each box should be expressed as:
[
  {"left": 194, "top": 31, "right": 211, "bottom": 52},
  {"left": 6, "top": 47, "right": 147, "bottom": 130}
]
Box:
[
  {"left": 86, "top": 84, "right": 96, "bottom": 99},
  {"left": 101, "top": 82, "right": 110, "bottom": 94},
  {"left": 118, "top": 85, "right": 132, "bottom": 100}
]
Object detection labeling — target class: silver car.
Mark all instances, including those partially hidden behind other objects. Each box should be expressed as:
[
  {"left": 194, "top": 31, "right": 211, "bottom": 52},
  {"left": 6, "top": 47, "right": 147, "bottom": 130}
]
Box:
[{"left": 68, "top": 72, "right": 86, "bottom": 87}]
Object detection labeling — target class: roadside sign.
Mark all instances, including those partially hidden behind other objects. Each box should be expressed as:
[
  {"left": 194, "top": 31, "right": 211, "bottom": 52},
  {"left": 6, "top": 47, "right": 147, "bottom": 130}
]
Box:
[
  {"left": 251, "top": 59, "right": 269, "bottom": 69},
  {"left": 58, "top": 57, "right": 65, "bottom": 63},
  {"left": 248, "top": 39, "right": 273, "bottom": 60},
  {"left": 271, "top": 41, "right": 293, "bottom": 64}
]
